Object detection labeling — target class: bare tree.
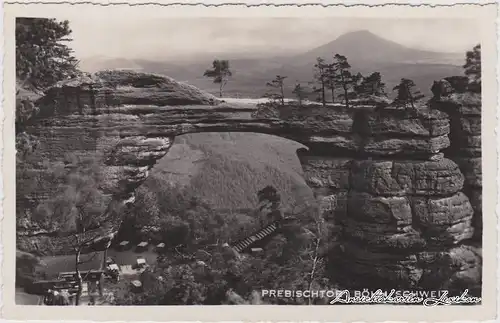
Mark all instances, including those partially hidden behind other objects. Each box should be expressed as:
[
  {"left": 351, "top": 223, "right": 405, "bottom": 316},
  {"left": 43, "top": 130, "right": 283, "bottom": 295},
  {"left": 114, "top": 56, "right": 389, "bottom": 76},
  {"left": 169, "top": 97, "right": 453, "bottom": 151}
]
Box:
[
  {"left": 306, "top": 217, "right": 323, "bottom": 305},
  {"left": 72, "top": 228, "right": 114, "bottom": 305}
]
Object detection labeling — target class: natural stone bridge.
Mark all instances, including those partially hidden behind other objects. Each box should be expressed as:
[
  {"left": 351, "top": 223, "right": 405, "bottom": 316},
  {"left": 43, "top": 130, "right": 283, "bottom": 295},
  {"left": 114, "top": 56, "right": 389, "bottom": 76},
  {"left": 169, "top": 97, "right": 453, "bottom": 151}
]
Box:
[{"left": 19, "top": 71, "right": 482, "bottom": 292}]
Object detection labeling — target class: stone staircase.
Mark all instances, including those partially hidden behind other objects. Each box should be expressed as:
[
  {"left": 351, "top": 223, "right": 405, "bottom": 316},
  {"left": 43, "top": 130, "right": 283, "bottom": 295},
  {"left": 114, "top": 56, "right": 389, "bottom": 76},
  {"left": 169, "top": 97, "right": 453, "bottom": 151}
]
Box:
[{"left": 232, "top": 221, "right": 279, "bottom": 253}]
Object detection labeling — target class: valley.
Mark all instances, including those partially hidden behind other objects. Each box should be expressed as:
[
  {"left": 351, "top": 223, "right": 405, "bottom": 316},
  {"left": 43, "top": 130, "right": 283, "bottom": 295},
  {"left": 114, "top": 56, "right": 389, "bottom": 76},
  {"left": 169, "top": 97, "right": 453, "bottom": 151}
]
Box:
[{"left": 80, "top": 30, "right": 466, "bottom": 99}]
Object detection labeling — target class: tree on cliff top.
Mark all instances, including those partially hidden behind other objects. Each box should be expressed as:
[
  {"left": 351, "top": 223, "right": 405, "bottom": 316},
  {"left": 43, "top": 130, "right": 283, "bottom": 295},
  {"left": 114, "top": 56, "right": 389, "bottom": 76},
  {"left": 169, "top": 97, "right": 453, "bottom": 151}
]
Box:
[
  {"left": 355, "top": 72, "right": 386, "bottom": 97},
  {"left": 264, "top": 75, "right": 287, "bottom": 106},
  {"left": 463, "top": 44, "right": 481, "bottom": 93},
  {"left": 312, "top": 57, "right": 328, "bottom": 106},
  {"left": 292, "top": 82, "right": 310, "bottom": 106},
  {"left": 392, "top": 78, "right": 424, "bottom": 109},
  {"left": 324, "top": 63, "right": 337, "bottom": 103},
  {"left": 16, "top": 18, "right": 80, "bottom": 89},
  {"left": 203, "top": 60, "right": 233, "bottom": 98},
  {"left": 332, "top": 54, "right": 360, "bottom": 108}
]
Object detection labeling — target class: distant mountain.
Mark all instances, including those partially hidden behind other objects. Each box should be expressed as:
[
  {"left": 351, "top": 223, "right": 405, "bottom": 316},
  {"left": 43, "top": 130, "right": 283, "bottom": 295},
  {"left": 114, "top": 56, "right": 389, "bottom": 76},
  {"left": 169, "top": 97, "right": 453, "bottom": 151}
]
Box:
[
  {"left": 79, "top": 29, "right": 468, "bottom": 98},
  {"left": 293, "top": 30, "right": 464, "bottom": 65}
]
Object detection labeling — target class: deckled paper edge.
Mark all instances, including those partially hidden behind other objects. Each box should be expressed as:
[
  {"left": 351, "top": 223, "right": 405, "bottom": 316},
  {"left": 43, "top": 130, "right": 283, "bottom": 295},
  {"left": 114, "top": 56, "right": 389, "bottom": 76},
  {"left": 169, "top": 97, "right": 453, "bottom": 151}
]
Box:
[{"left": 0, "top": 1, "right": 498, "bottom": 322}]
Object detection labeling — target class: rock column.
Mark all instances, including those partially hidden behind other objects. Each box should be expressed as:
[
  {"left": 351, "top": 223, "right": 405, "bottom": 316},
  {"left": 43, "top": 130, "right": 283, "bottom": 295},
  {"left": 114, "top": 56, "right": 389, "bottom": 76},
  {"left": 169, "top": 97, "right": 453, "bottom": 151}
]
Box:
[
  {"left": 435, "top": 93, "right": 482, "bottom": 242},
  {"left": 298, "top": 105, "right": 481, "bottom": 292}
]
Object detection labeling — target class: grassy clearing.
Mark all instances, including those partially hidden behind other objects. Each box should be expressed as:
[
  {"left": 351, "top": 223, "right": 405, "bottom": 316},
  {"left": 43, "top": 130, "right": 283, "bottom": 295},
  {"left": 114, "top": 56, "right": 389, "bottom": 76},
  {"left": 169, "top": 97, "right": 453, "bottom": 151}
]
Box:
[{"left": 147, "top": 132, "right": 313, "bottom": 210}]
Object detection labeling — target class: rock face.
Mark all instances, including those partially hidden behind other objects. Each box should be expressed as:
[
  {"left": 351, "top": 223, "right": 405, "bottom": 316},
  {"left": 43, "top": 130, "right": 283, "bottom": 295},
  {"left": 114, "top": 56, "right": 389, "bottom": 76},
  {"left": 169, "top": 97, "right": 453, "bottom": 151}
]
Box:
[
  {"left": 17, "top": 71, "right": 288, "bottom": 252},
  {"left": 18, "top": 71, "right": 481, "bottom": 293},
  {"left": 21, "top": 71, "right": 222, "bottom": 208},
  {"left": 295, "top": 100, "right": 480, "bottom": 292},
  {"left": 431, "top": 88, "right": 482, "bottom": 243}
]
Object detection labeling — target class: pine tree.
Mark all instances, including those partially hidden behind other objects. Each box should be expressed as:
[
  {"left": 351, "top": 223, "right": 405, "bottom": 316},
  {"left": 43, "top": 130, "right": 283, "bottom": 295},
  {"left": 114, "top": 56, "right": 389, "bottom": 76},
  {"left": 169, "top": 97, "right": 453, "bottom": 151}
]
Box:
[
  {"left": 257, "top": 185, "right": 283, "bottom": 224},
  {"left": 355, "top": 72, "right": 386, "bottom": 97},
  {"left": 313, "top": 57, "right": 328, "bottom": 106},
  {"left": 463, "top": 44, "right": 481, "bottom": 93},
  {"left": 393, "top": 78, "right": 424, "bottom": 109},
  {"left": 325, "top": 63, "right": 337, "bottom": 103},
  {"left": 203, "top": 60, "right": 233, "bottom": 98},
  {"left": 292, "top": 82, "right": 309, "bottom": 106},
  {"left": 332, "top": 54, "right": 358, "bottom": 108},
  {"left": 264, "top": 75, "right": 287, "bottom": 106},
  {"left": 16, "top": 18, "right": 80, "bottom": 89}
]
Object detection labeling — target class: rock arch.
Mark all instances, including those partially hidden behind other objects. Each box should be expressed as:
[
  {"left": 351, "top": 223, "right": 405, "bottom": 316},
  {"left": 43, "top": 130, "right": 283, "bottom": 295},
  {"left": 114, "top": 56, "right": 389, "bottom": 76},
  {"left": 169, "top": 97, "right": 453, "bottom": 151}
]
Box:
[{"left": 20, "top": 71, "right": 481, "bottom": 292}]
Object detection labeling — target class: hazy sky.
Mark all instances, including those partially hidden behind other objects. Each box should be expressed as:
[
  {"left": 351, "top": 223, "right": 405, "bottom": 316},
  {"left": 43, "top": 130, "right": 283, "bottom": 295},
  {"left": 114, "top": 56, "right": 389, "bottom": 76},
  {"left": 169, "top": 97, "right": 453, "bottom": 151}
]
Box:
[{"left": 61, "top": 16, "right": 479, "bottom": 61}]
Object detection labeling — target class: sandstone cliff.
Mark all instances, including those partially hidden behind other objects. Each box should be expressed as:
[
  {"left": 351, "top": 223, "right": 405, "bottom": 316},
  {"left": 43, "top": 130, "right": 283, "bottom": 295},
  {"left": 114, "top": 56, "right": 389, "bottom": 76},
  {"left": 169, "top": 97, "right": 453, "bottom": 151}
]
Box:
[
  {"left": 17, "top": 71, "right": 481, "bottom": 293},
  {"left": 431, "top": 82, "right": 482, "bottom": 243},
  {"left": 293, "top": 100, "right": 480, "bottom": 293}
]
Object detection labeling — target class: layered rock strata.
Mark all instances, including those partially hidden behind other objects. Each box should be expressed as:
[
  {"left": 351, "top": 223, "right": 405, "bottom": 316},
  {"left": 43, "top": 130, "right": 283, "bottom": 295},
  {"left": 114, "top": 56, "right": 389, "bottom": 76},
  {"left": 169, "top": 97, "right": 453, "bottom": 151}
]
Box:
[
  {"left": 21, "top": 72, "right": 223, "bottom": 209},
  {"left": 296, "top": 103, "right": 480, "bottom": 292},
  {"left": 18, "top": 71, "right": 481, "bottom": 292},
  {"left": 18, "top": 71, "right": 289, "bottom": 252},
  {"left": 432, "top": 88, "right": 482, "bottom": 243}
]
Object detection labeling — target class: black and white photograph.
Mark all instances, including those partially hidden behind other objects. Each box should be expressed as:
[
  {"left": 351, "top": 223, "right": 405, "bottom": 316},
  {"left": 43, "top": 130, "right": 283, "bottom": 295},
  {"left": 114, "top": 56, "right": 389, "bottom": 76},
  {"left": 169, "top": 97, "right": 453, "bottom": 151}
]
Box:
[{"left": 3, "top": 1, "right": 497, "bottom": 321}]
